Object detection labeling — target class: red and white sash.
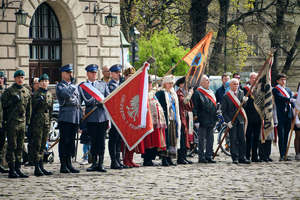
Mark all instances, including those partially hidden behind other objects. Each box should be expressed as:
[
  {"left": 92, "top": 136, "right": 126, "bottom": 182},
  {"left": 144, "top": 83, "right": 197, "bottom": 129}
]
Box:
[
  {"left": 79, "top": 82, "right": 105, "bottom": 102},
  {"left": 197, "top": 86, "right": 216, "bottom": 107},
  {"left": 275, "top": 84, "right": 290, "bottom": 99},
  {"left": 226, "top": 90, "right": 248, "bottom": 134}
]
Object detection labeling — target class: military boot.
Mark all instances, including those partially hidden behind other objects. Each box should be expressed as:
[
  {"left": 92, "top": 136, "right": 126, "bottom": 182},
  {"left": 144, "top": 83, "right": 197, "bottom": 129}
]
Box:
[
  {"left": 8, "top": 163, "right": 18, "bottom": 178},
  {"left": 60, "top": 156, "right": 70, "bottom": 173},
  {"left": 66, "top": 156, "right": 80, "bottom": 173},
  {"left": 15, "top": 161, "right": 29, "bottom": 178},
  {"left": 39, "top": 160, "right": 52, "bottom": 175},
  {"left": 109, "top": 147, "right": 121, "bottom": 170},
  {"left": 97, "top": 155, "right": 107, "bottom": 172},
  {"left": 34, "top": 161, "right": 44, "bottom": 176},
  {"left": 87, "top": 155, "right": 98, "bottom": 172}
]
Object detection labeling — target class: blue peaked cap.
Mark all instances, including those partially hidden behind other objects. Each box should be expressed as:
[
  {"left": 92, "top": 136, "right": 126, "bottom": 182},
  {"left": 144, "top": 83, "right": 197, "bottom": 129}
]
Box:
[
  {"left": 85, "top": 64, "right": 99, "bottom": 72},
  {"left": 60, "top": 64, "right": 73, "bottom": 72},
  {"left": 109, "top": 64, "right": 122, "bottom": 72}
]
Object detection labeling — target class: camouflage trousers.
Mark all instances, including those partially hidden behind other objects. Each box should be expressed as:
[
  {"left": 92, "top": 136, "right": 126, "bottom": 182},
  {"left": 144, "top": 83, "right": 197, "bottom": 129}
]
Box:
[
  {"left": 31, "top": 123, "right": 49, "bottom": 163},
  {"left": 6, "top": 121, "right": 26, "bottom": 165}
]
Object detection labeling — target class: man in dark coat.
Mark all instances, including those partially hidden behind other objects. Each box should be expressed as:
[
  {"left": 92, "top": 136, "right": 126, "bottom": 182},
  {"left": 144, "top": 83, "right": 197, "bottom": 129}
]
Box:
[
  {"left": 272, "top": 73, "right": 295, "bottom": 161},
  {"left": 192, "top": 75, "right": 217, "bottom": 163},
  {"left": 215, "top": 73, "right": 230, "bottom": 103},
  {"left": 221, "top": 78, "right": 250, "bottom": 164}
]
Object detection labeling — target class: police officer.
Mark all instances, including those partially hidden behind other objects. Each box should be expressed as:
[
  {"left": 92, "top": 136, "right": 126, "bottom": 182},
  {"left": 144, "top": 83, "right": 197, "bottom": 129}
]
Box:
[
  {"left": 108, "top": 64, "right": 124, "bottom": 169},
  {"left": 31, "top": 74, "right": 53, "bottom": 176},
  {"left": 56, "top": 64, "right": 81, "bottom": 173},
  {"left": 0, "top": 71, "right": 8, "bottom": 173},
  {"left": 79, "top": 64, "right": 110, "bottom": 172},
  {"left": 2, "top": 70, "right": 32, "bottom": 178}
]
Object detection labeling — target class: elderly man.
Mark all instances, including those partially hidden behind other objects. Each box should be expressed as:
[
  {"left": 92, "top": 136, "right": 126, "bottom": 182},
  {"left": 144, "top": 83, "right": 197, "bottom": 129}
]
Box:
[
  {"left": 216, "top": 72, "right": 230, "bottom": 103},
  {"left": 79, "top": 64, "right": 110, "bottom": 172},
  {"left": 221, "top": 78, "right": 250, "bottom": 164},
  {"left": 192, "top": 75, "right": 217, "bottom": 163},
  {"left": 2, "top": 70, "right": 32, "bottom": 178},
  {"left": 243, "top": 72, "right": 261, "bottom": 162},
  {"left": 56, "top": 64, "right": 81, "bottom": 173},
  {"left": 101, "top": 65, "right": 111, "bottom": 83}
]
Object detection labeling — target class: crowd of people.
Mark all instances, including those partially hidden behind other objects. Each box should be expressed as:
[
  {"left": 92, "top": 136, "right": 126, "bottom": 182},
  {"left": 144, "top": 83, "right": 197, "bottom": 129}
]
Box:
[{"left": 0, "top": 64, "right": 299, "bottom": 179}]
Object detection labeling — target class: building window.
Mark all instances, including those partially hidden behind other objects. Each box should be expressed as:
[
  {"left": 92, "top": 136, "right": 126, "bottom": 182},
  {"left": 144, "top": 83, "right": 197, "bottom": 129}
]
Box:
[{"left": 29, "top": 3, "right": 62, "bottom": 84}]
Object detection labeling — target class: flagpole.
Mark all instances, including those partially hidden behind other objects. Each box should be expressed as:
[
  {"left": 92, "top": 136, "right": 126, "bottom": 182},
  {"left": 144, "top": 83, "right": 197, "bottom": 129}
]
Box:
[
  {"left": 284, "top": 110, "right": 298, "bottom": 160},
  {"left": 213, "top": 53, "right": 273, "bottom": 159},
  {"left": 164, "top": 59, "right": 183, "bottom": 76}
]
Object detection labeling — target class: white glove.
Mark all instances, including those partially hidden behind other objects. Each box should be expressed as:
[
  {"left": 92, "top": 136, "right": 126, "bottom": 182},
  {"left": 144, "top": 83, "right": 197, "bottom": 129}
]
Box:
[
  {"left": 243, "top": 96, "right": 249, "bottom": 102},
  {"left": 227, "top": 121, "right": 233, "bottom": 129},
  {"left": 184, "top": 89, "right": 194, "bottom": 104},
  {"left": 274, "top": 123, "right": 278, "bottom": 127},
  {"left": 290, "top": 98, "right": 296, "bottom": 103}
]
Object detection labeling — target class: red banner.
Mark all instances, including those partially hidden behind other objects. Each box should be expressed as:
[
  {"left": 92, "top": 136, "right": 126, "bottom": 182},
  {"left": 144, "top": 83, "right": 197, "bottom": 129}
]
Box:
[{"left": 103, "top": 63, "right": 153, "bottom": 151}]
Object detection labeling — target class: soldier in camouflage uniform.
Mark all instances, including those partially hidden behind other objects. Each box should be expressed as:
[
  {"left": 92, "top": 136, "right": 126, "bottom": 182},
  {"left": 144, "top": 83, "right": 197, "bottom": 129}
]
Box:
[
  {"left": 31, "top": 74, "right": 53, "bottom": 176},
  {"left": 0, "top": 71, "right": 8, "bottom": 173},
  {"left": 1, "top": 70, "right": 32, "bottom": 178}
]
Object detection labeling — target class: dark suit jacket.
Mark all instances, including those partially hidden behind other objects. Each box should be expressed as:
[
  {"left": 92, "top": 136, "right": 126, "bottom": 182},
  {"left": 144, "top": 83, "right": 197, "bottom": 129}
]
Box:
[
  {"left": 221, "top": 89, "right": 245, "bottom": 124},
  {"left": 215, "top": 85, "right": 226, "bottom": 103},
  {"left": 272, "top": 86, "right": 294, "bottom": 121},
  {"left": 242, "top": 87, "right": 260, "bottom": 124}
]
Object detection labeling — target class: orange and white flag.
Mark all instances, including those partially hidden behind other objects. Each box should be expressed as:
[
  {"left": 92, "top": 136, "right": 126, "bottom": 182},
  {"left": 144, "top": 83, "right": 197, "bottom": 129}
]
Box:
[
  {"left": 103, "top": 62, "right": 153, "bottom": 151},
  {"left": 183, "top": 32, "right": 213, "bottom": 88}
]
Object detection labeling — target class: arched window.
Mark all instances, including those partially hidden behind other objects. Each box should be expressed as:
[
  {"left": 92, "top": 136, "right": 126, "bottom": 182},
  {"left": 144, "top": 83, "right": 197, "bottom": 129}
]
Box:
[{"left": 29, "top": 3, "right": 62, "bottom": 84}]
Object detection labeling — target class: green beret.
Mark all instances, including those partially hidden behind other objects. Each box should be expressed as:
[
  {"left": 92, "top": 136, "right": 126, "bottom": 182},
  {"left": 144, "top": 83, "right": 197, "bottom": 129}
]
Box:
[
  {"left": 0, "top": 71, "right": 4, "bottom": 77},
  {"left": 14, "top": 70, "right": 25, "bottom": 78},
  {"left": 39, "top": 73, "right": 49, "bottom": 82}
]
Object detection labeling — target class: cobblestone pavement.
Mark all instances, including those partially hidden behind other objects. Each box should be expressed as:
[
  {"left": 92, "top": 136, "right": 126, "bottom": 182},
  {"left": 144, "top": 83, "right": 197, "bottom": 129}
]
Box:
[{"left": 0, "top": 134, "right": 300, "bottom": 200}]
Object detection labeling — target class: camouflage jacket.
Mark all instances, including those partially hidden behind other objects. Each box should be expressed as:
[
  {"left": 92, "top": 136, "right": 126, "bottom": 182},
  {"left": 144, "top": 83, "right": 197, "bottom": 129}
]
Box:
[
  {"left": 1, "top": 83, "right": 32, "bottom": 125},
  {"left": 31, "top": 88, "right": 53, "bottom": 126}
]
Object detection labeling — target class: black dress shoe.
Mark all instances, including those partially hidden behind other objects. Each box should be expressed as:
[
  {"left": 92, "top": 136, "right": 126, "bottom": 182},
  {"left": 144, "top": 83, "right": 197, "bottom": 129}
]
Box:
[
  {"left": 251, "top": 158, "right": 262, "bottom": 163},
  {"left": 239, "top": 159, "right": 251, "bottom": 164},
  {"left": 268, "top": 158, "right": 273, "bottom": 162},
  {"left": 198, "top": 158, "right": 208, "bottom": 163},
  {"left": 279, "top": 157, "right": 284, "bottom": 161},
  {"left": 177, "top": 158, "right": 188, "bottom": 165},
  {"left": 261, "top": 158, "right": 269, "bottom": 162},
  {"left": 167, "top": 158, "right": 176, "bottom": 166},
  {"left": 232, "top": 160, "right": 239, "bottom": 164},
  {"left": 184, "top": 158, "right": 193, "bottom": 164},
  {"left": 162, "top": 158, "right": 169, "bottom": 166},
  {"left": 206, "top": 158, "right": 216, "bottom": 163}
]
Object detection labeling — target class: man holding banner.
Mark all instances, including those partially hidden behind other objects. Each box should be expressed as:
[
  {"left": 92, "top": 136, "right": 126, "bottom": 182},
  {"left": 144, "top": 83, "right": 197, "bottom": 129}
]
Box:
[
  {"left": 78, "top": 64, "right": 110, "bottom": 172},
  {"left": 221, "top": 78, "right": 250, "bottom": 164}
]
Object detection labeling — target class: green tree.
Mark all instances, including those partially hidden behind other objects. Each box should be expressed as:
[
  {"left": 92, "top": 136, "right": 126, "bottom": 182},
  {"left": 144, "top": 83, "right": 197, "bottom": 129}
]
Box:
[{"left": 136, "top": 29, "right": 190, "bottom": 76}]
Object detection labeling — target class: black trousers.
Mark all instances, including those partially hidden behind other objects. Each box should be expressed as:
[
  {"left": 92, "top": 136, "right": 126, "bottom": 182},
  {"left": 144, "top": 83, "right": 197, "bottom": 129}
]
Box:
[
  {"left": 198, "top": 126, "right": 214, "bottom": 160},
  {"left": 229, "top": 121, "right": 246, "bottom": 161},
  {"left": 58, "top": 122, "right": 78, "bottom": 157},
  {"left": 178, "top": 126, "right": 187, "bottom": 158},
  {"left": 259, "top": 140, "right": 272, "bottom": 160},
  {"left": 277, "top": 117, "right": 291, "bottom": 158},
  {"left": 108, "top": 125, "right": 121, "bottom": 161},
  {"left": 245, "top": 121, "right": 261, "bottom": 160},
  {"left": 87, "top": 121, "right": 108, "bottom": 157},
  {"left": 0, "top": 128, "right": 6, "bottom": 161}
]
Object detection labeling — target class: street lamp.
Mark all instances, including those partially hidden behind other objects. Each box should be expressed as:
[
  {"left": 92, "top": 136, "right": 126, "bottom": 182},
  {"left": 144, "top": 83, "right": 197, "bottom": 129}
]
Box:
[
  {"left": 1, "top": 0, "right": 28, "bottom": 25},
  {"left": 130, "top": 26, "right": 140, "bottom": 67},
  {"left": 93, "top": 3, "right": 117, "bottom": 27}
]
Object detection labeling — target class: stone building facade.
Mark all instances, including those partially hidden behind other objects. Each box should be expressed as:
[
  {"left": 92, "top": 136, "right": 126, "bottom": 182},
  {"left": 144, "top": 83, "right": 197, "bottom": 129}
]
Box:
[{"left": 0, "top": 0, "right": 121, "bottom": 85}]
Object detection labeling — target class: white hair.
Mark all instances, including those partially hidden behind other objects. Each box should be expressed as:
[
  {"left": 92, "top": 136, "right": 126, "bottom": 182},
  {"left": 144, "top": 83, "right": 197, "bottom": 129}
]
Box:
[
  {"left": 200, "top": 75, "right": 209, "bottom": 82},
  {"left": 249, "top": 72, "right": 258, "bottom": 78},
  {"left": 230, "top": 78, "right": 239, "bottom": 84}
]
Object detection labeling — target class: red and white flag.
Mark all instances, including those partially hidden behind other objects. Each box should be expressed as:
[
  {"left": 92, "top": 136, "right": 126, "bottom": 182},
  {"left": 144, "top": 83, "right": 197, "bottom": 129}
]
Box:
[
  {"left": 103, "top": 62, "right": 153, "bottom": 151},
  {"left": 79, "top": 82, "right": 105, "bottom": 102}
]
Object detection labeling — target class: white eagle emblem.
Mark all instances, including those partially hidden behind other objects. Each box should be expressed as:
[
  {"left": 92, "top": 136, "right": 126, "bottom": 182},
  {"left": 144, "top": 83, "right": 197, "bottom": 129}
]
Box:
[{"left": 126, "top": 95, "right": 139, "bottom": 122}]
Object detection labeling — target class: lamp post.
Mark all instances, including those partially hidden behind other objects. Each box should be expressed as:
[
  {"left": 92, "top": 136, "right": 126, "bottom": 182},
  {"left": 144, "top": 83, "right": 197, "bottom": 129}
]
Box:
[
  {"left": 1, "top": 0, "right": 28, "bottom": 25},
  {"left": 130, "top": 26, "right": 140, "bottom": 67},
  {"left": 93, "top": 3, "right": 117, "bottom": 27}
]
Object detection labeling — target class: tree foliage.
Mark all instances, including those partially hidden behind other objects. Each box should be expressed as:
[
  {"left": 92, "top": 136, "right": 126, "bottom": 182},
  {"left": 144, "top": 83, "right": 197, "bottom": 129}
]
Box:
[{"left": 136, "top": 29, "right": 190, "bottom": 76}]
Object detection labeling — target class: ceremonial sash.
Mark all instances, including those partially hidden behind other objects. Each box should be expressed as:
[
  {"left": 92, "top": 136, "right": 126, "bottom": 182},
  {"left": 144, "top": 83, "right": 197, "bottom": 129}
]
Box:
[
  {"left": 197, "top": 87, "right": 216, "bottom": 107},
  {"left": 275, "top": 85, "right": 290, "bottom": 99},
  {"left": 79, "top": 82, "right": 105, "bottom": 102},
  {"left": 244, "top": 84, "right": 253, "bottom": 98},
  {"left": 226, "top": 90, "right": 248, "bottom": 133}
]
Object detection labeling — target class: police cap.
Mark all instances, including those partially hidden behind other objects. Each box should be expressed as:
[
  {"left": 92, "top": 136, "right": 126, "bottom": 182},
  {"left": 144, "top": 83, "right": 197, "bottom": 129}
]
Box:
[
  {"left": 60, "top": 64, "right": 73, "bottom": 72},
  {"left": 85, "top": 64, "right": 98, "bottom": 72},
  {"left": 109, "top": 64, "right": 122, "bottom": 72}
]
